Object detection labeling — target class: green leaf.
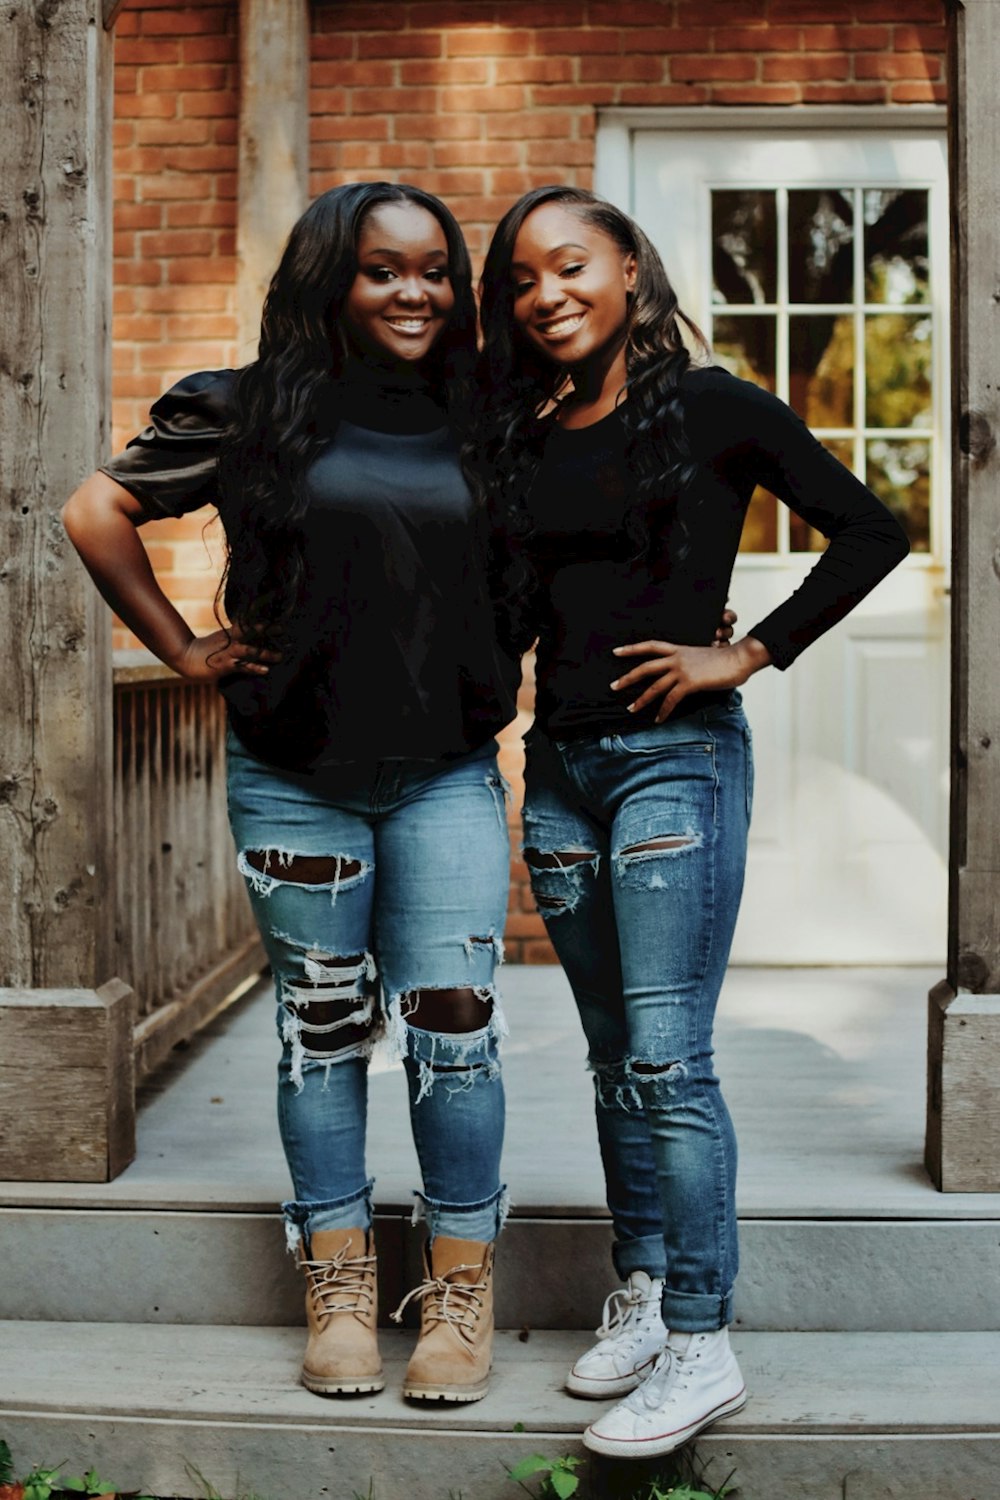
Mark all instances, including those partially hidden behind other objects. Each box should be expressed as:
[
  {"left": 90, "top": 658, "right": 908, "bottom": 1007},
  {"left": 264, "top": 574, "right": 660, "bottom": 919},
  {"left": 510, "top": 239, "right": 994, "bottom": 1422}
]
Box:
[
  {"left": 60, "top": 1478, "right": 88, "bottom": 1492},
  {"left": 0, "top": 1440, "right": 13, "bottom": 1484},
  {"left": 508, "top": 1455, "right": 554, "bottom": 1481},
  {"left": 549, "top": 1471, "right": 579, "bottom": 1499},
  {"left": 512, "top": 1421, "right": 525, "bottom": 1433}
]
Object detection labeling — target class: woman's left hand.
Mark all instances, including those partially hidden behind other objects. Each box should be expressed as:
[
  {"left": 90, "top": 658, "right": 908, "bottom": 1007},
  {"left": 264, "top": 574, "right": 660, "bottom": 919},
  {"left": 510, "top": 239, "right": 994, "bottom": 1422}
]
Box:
[{"left": 611, "top": 636, "right": 772, "bottom": 722}]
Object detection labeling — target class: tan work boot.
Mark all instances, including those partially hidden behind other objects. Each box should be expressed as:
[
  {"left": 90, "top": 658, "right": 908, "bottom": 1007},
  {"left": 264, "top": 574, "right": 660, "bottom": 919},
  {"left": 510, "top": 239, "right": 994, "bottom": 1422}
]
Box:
[
  {"left": 392, "top": 1235, "right": 495, "bottom": 1403},
  {"left": 299, "top": 1226, "right": 384, "bottom": 1395}
]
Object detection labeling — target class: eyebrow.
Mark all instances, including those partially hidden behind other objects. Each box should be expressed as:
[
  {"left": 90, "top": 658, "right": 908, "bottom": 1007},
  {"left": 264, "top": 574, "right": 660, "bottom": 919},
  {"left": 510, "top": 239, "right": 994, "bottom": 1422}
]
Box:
[
  {"left": 510, "top": 242, "right": 588, "bottom": 271},
  {"left": 359, "top": 247, "right": 448, "bottom": 261}
]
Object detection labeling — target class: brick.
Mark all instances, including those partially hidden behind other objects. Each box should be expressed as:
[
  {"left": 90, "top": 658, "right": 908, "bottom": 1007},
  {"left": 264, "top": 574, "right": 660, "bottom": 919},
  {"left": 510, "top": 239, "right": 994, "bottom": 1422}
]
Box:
[
  {"left": 161, "top": 145, "right": 235, "bottom": 173},
  {"left": 440, "top": 83, "right": 525, "bottom": 111},
  {"left": 763, "top": 54, "right": 851, "bottom": 82},
  {"left": 671, "top": 55, "right": 758, "bottom": 82},
  {"left": 141, "top": 9, "right": 229, "bottom": 35},
  {"left": 114, "top": 314, "right": 162, "bottom": 342},
  {"left": 114, "top": 202, "right": 162, "bottom": 230},
  {"left": 855, "top": 53, "right": 940, "bottom": 79},
  {"left": 116, "top": 38, "right": 181, "bottom": 64},
  {"left": 580, "top": 56, "right": 664, "bottom": 82},
  {"left": 165, "top": 314, "right": 238, "bottom": 341},
  {"left": 351, "top": 87, "right": 438, "bottom": 113},
  {"left": 113, "top": 121, "right": 135, "bottom": 147},
  {"left": 534, "top": 28, "right": 621, "bottom": 55},
  {"left": 407, "top": 0, "right": 500, "bottom": 21},
  {"left": 496, "top": 57, "right": 575, "bottom": 84},
  {"left": 503, "top": 911, "right": 549, "bottom": 938},
  {"left": 308, "top": 88, "right": 349, "bottom": 114},
  {"left": 893, "top": 23, "right": 947, "bottom": 51},
  {"left": 140, "top": 173, "right": 214, "bottom": 200},
  {"left": 152, "top": 341, "right": 235, "bottom": 370},
  {"left": 485, "top": 110, "right": 575, "bottom": 139},
  {"left": 629, "top": 27, "right": 716, "bottom": 54},
  {"left": 767, "top": 0, "right": 852, "bottom": 17},
  {"left": 677, "top": 0, "right": 765, "bottom": 19},
  {"left": 116, "top": 145, "right": 166, "bottom": 174},
  {"left": 141, "top": 229, "right": 215, "bottom": 257},
  {"left": 115, "top": 66, "right": 138, "bottom": 94},
  {"left": 167, "top": 258, "right": 237, "bottom": 284},
  {"left": 400, "top": 59, "right": 490, "bottom": 85},
  {"left": 214, "top": 119, "right": 238, "bottom": 146},
  {"left": 313, "top": 60, "right": 394, "bottom": 87},
  {"left": 890, "top": 80, "right": 948, "bottom": 103},
  {"left": 165, "top": 202, "right": 235, "bottom": 227},
  {"left": 727, "top": 25, "right": 800, "bottom": 51},
  {"left": 434, "top": 140, "right": 521, "bottom": 166},
  {"left": 619, "top": 83, "right": 709, "bottom": 105},
  {"left": 406, "top": 168, "right": 485, "bottom": 194},
  {"left": 115, "top": 260, "right": 162, "bottom": 286},
  {"left": 446, "top": 29, "right": 531, "bottom": 56},
  {"left": 800, "top": 82, "right": 887, "bottom": 104},
  {"left": 339, "top": 142, "right": 381, "bottom": 170},
  {"left": 314, "top": 1, "right": 404, "bottom": 27},
  {"left": 491, "top": 167, "right": 570, "bottom": 194},
  {"left": 526, "top": 139, "right": 594, "bottom": 166},
  {"left": 537, "top": 84, "right": 615, "bottom": 106},
  {"left": 360, "top": 32, "right": 441, "bottom": 58},
  {"left": 393, "top": 113, "right": 481, "bottom": 140},
  {"left": 590, "top": 0, "right": 671, "bottom": 19},
  {"left": 311, "top": 35, "right": 356, "bottom": 60},
  {"left": 114, "top": 230, "right": 135, "bottom": 259},
  {"left": 499, "top": 2, "right": 584, "bottom": 22},
  {"left": 180, "top": 90, "right": 238, "bottom": 117},
  {"left": 311, "top": 145, "right": 343, "bottom": 173},
  {"left": 115, "top": 94, "right": 178, "bottom": 119},
  {"left": 182, "top": 37, "right": 237, "bottom": 64},
  {"left": 711, "top": 84, "right": 801, "bottom": 105},
  {"left": 845, "top": 26, "right": 894, "bottom": 50},
  {"left": 862, "top": 0, "right": 942, "bottom": 17},
  {"left": 311, "top": 116, "right": 389, "bottom": 142},
  {"left": 135, "top": 118, "right": 212, "bottom": 145},
  {"left": 140, "top": 63, "right": 228, "bottom": 92},
  {"left": 374, "top": 142, "right": 434, "bottom": 168},
  {"left": 141, "top": 285, "right": 231, "bottom": 312}
]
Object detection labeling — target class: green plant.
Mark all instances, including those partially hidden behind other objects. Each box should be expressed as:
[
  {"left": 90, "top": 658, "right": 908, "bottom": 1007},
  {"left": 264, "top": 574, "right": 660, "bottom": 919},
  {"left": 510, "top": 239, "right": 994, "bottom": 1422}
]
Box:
[
  {"left": 504, "top": 1443, "right": 736, "bottom": 1500},
  {"left": 508, "top": 1454, "right": 585, "bottom": 1499}
]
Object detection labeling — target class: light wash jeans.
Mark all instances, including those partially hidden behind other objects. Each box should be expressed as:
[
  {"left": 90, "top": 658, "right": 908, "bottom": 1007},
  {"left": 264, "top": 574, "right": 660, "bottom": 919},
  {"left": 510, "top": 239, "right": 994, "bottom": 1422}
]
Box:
[
  {"left": 226, "top": 730, "right": 510, "bottom": 1247},
  {"left": 521, "top": 694, "right": 752, "bottom": 1331}
]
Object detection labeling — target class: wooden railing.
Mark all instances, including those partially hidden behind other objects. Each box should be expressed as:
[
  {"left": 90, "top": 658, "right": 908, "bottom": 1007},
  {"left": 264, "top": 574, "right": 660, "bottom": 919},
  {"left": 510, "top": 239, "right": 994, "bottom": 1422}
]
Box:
[{"left": 113, "top": 652, "right": 266, "bottom": 1079}]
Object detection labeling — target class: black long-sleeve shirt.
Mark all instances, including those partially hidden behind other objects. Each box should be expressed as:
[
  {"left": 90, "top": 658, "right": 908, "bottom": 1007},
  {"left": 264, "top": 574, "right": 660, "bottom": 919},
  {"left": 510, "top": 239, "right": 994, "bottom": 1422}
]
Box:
[{"left": 523, "top": 365, "right": 910, "bottom": 738}]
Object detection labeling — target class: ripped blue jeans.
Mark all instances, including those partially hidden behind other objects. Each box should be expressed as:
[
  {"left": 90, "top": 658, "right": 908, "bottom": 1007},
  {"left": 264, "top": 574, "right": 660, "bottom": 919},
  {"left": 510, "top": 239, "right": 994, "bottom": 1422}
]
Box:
[
  {"left": 226, "top": 729, "right": 510, "bottom": 1248},
  {"left": 522, "top": 695, "right": 752, "bottom": 1331}
]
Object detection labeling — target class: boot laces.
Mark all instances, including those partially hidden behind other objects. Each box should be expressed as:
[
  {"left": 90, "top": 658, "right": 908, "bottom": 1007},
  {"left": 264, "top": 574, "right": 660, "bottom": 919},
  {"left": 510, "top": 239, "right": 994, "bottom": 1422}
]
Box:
[
  {"left": 390, "top": 1264, "right": 487, "bottom": 1348},
  {"left": 303, "top": 1242, "right": 376, "bottom": 1321}
]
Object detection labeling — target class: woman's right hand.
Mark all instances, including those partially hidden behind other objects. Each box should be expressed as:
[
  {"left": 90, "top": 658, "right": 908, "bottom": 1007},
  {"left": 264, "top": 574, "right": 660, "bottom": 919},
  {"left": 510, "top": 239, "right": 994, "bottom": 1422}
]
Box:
[{"left": 173, "top": 629, "right": 281, "bottom": 683}]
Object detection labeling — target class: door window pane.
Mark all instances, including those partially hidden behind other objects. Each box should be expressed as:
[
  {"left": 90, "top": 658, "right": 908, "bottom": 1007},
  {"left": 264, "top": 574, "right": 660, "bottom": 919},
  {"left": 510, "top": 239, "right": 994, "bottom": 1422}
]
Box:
[
  {"left": 788, "top": 190, "right": 854, "bottom": 305},
  {"left": 740, "top": 486, "right": 779, "bottom": 554},
  {"left": 865, "top": 313, "right": 933, "bottom": 428},
  {"left": 867, "top": 438, "right": 931, "bottom": 552},
  {"left": 712, "top": 315, "right": 776, "bottom": 391},
  {"left": 789, "top": 314, "right": 854, "bottom": 427},
  {"left": 864, "top": 189, "right": 929, "bottom": 305},
  {"left": 712, "top": 191, "right": 777, "bottom": 305}
]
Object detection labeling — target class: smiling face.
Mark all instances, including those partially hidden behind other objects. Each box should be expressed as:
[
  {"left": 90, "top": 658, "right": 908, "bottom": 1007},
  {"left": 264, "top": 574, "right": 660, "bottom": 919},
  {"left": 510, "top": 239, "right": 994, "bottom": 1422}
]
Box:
[
  {"left": 510, "top": 201, "right": 637, "bottom": 371},
  {"left": 343, "top": 200, "right": 456, "bottom": 367}
]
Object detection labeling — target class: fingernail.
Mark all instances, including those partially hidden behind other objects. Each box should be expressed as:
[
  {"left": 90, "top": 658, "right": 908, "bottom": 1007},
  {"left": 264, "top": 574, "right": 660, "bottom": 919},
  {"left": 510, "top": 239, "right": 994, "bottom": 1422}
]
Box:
[
  {"left": 610, "top": 679, "right": 619, "bottom": 690},
  {"left": 612, "top": 647, "right": 623, "bottom": 655},
  {"left": 627, "top": 702, "right": 636, "bottom": 713}
]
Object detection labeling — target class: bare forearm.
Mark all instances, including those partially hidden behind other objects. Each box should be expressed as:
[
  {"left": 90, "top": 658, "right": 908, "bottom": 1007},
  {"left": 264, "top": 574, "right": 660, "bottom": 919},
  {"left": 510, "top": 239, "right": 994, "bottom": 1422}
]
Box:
[{"left": 62, "top": 473, "right": 194, "bottom": 670}]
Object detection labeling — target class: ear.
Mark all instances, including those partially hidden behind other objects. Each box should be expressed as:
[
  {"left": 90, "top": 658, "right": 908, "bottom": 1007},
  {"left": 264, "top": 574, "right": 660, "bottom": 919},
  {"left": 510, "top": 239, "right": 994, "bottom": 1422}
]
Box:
[{"left": 624, "top": 253, "right": 637, "bottom": 293}]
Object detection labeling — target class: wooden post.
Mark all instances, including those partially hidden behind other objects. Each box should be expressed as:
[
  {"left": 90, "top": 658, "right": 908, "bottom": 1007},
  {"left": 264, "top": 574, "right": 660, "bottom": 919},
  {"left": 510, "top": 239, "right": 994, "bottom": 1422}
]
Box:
[
  {"left": 0, "top": 0, "right": 134, "bottom": 1178},
  {"left": 236, "top": 0, "right": 310, "bottom": 362},
  {"left": 926, "top": 0, "right": 1000, "bottom": 1190}
]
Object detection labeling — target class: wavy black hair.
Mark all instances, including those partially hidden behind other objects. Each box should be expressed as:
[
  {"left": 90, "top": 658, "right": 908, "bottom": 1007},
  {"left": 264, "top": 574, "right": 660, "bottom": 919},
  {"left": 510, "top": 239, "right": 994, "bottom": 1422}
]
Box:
[
  {"left": 477, "top": 185, "right": 709, "bottom": 651},
  {"left": 216, "top": 182, "right": 478, "bottom": 648}
]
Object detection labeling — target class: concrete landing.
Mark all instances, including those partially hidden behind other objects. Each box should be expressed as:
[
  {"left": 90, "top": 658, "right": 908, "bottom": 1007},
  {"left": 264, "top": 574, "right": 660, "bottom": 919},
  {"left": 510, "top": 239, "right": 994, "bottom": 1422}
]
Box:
[
  {"left": 3, "top": 1323, "right": 999, "bottom": 1500},
  {"left": 0, "top": 965, "right": 988, "bottom": 1220}
]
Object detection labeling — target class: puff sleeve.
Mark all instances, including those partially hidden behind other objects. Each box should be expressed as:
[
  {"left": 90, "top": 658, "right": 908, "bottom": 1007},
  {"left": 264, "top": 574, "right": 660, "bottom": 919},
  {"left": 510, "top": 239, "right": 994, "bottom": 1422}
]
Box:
[{"left": 99, "top": 368, "right": 237, "bottom": 519}]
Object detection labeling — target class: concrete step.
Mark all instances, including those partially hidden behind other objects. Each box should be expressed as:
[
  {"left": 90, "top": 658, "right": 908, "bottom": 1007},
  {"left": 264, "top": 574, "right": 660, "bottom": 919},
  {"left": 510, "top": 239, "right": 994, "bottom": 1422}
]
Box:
[
  {"left": 2, "top": 1322, "right": 999, "bottom": 1500},
  {"left": 4, "top": 1204, "right": 1000, "bottom": 1333}
]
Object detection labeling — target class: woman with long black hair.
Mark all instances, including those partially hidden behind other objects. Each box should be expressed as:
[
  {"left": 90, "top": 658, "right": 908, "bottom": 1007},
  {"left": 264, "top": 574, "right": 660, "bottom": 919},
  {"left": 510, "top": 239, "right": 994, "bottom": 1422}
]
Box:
[
  {"left": 479, "top": 185, "right": 909, "bottom": 1457},
  {"left": 63, "top": 182, "right": 517, "bottom": 1405}
]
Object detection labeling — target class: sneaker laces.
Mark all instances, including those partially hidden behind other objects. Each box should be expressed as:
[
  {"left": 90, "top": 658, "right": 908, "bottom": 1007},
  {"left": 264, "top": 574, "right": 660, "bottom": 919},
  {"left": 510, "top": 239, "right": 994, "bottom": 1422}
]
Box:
[
  {"left": 302, "top": 1242, "right": 377, "bottom": 1321},
  {"left": 390, "top": 1264, "right": 487, "bottom": 1349},
  {"left": 594, "top": 1279, "right": 660, "bottom": 1348},
  {"left": 620, "top": 1347, "right": 691, "bottom": 1413}
]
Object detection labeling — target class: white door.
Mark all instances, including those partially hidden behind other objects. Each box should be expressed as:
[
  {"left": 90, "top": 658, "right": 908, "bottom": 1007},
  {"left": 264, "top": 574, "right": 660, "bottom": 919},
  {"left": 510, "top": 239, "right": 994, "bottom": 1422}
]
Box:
[{"left": 597, "top": 121, "right": 949, "bottom": 963}]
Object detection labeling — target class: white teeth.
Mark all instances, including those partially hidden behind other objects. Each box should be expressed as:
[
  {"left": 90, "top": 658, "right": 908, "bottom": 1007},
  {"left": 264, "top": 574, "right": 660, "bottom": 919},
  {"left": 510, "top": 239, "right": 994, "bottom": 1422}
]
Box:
[
  {"left": 540, "top": 313, "right": 585, "bottom": 337},
  {"left": 386, "top": 319, "right": 429, "bottom": 331}
]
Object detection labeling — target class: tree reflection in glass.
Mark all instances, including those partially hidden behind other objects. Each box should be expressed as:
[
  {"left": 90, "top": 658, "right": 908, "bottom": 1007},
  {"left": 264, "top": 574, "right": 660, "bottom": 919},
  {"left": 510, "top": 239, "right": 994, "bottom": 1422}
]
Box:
[
  {"left": 712, "top": 315, "right": 776, "bottom": 391},
  {"left": 712, "top": 191, "right": 777, "bottom": 305},
  {"left": 864, "top": 189, "right": 929, "bottom": 305},
  {"left": 867, "top": 438, "right": 930, "bottom": 551},
  {"left": 865, "top": 313, "right": 932, "bottom": 428},
  {"left": 789, "top": 315, "right": 854, "bottom": 427},
  {"left": 788, "top": 190, "right": 854, "bottom": 304}
]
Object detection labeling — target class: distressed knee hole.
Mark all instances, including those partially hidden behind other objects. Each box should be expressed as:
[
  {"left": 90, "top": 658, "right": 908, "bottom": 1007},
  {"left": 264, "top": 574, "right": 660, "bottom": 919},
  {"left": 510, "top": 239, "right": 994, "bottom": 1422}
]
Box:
[
  {"left": 244, "top": 850, "right": 363, "bottom": 885},
  {"left": 525, "top": 847, "right": 598, "bottom": 918},
  {"left": 620, "top": 837, "right": 696, "bottom": 857},
  {"left": 525, "top": 847, "right": 597, "bottom": 871},
  {"left": 632, "top": 1059, "right": 683, "bottom": 1076},
  {"left": 404, "top": 986, "right": 492, "bottom": 1035}
]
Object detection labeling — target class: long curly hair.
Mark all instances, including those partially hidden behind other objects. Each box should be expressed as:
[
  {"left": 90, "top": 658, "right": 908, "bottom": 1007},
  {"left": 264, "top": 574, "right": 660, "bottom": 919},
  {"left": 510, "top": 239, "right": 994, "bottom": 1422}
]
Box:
[
  {"left": 477, "top": 185, "right": 709, "bottom": 651},
  {"left": 216, "top": 182, "right": 478, "bottom": 648}
]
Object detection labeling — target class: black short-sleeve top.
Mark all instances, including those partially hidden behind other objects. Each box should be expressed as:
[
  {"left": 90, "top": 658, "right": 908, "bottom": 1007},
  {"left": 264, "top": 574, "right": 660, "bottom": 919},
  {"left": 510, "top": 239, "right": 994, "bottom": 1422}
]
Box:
[{"left": 101, "top": 366, "right": 519, "bottom": 773}]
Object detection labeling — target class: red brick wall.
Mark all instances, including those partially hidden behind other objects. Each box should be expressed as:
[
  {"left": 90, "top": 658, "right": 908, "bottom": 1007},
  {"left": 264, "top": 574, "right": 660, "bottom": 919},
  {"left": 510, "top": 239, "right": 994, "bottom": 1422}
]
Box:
[{"left": 110, "top": 0, "right": 947, "bottom": 959}]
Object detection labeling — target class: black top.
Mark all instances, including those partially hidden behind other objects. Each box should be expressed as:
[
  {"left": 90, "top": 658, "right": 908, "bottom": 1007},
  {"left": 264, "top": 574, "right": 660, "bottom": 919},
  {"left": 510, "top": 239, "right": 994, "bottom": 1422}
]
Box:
[
  {"left": 523, "top": 365, "right": 910, "bottom": 738},
  {"left": 101, "top": 365, "right": 518, "bottom": 772}
]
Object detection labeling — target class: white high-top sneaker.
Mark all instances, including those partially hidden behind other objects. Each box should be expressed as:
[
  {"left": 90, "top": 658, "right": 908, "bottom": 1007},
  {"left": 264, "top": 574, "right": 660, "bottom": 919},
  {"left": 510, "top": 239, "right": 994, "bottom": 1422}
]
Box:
[
  {"left": 565, "top": 1271, "right": 667, "bottom": 1399},
  {"left": 583, "top": 1326, "right": 747, "bottom": 1457}
]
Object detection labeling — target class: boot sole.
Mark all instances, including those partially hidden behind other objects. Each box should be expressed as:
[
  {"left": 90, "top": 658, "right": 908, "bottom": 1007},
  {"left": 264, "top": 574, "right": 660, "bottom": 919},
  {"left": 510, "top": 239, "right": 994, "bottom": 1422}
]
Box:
[
  {"left": 302, "top": 1370, "right": 386, "bottom": 1396},
  {"left": 402, "top": 1376, "right": 491, "bottom": 1404},
  {"left": 583, "top": 1386, "right": 748, "bottom": 1458}
]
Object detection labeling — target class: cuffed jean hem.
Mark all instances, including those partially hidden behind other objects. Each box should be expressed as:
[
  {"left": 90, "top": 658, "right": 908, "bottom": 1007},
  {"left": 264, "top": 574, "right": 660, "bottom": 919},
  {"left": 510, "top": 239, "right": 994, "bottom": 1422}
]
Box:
[
  {"left": 411, "top": 1184, "right": 510, "bottom": 1244},
  {"left": 660, "top": 1286, "right": 734, "bottom": 1333},
  {"left": 612, "top": 1232, "right": 667, "bottom": 1282},
  {"left": 281, "top": 1176, "right": 375, "bottom": 1250}
]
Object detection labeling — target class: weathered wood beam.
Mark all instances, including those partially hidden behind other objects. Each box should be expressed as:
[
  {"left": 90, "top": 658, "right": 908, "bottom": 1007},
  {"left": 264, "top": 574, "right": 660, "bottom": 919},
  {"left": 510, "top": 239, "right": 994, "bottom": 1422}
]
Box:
[
  {"left": 926, "top": 0, "right": 1000, "bottom": 1190},
  {"left": 103, "top": 0, "right": 127, "bottom": 28},
  {"left": 0, "top": 0, "right": 134, "bottom": 1181},
  {"left": 236, "top": 0, "right": 310, "bottom": 362}
]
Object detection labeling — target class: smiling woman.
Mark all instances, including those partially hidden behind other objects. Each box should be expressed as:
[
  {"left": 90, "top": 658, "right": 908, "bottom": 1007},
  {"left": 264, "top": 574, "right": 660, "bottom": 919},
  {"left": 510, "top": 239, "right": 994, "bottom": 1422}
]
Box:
[{"left": 345, "top": 201, "right": 456, "bottom": 364}]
